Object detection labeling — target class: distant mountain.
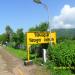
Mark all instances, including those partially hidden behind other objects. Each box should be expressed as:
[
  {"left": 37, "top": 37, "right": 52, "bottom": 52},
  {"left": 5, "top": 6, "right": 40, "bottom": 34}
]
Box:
[{"left": 52, "top": 28, "right": 75, "bottom": 39}]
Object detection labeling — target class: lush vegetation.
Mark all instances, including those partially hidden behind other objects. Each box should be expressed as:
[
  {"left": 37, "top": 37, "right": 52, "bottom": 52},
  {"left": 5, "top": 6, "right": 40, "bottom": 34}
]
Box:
[
  {"left": 0, "top": 23, "right": 75, "bottom": 75},
  {"left": 6, "top": 47, "right": 27, "bottom": 60},
  {"left": 46, "top": 40, "right": 75, "bottom": 75},
  {"left": 0, "top": 22, "right": 49, "bottom": 60},
  {"left": 0, "top": 25, "right": 25, "bottom": 49}
]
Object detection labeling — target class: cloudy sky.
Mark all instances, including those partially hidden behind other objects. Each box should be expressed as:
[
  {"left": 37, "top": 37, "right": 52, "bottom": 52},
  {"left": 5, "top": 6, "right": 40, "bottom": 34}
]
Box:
[
  {"left": 0, "top": 0, "right": 75, "bottom": 34},
  {"left": 52, "top": 4, "right": 75, "bottom": 29}
]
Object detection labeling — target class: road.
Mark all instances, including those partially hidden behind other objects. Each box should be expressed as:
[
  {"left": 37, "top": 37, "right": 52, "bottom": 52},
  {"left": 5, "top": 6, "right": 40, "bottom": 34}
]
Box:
[
  {"left": 0, "top": 46, "right": 26, "bottom": 75},
  {"left": 0, "top": 46, "right": 50, "bottom": 75}
]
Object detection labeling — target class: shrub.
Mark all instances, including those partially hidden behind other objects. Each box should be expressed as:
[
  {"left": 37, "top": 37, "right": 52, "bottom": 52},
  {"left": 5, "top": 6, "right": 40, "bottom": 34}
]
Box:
[{"left": 48, "top": 40, "right": 75, "bottom": 67}]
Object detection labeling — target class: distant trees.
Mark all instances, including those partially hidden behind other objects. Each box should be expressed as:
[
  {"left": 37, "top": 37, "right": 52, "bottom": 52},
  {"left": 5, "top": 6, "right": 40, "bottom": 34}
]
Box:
[
  {"left": 16, "top": 29, "right": 24, "bottom": 44},
  {"left": 0, "top": 25, "right": 25, "bottom": 49},
  {"left": 5, "top": 25, "right": 13, "bottom": 42},
  {"left": 0, "top": 23, "right": 75, "bottom": 49},
  {"left": 0, "top": 34, "right": 7, "bottom": 44},
  {"left": 0, "top": 25, "right": 13, "bottom": 45},
  {"left": 29, "top": 22, "right": 49, "bottom": 32},
  {"left": 0, "top": 22, "right": 48, "bottom": 50},
  {"left": 13, "top": 29, "right": 24, "bottom": 48}
]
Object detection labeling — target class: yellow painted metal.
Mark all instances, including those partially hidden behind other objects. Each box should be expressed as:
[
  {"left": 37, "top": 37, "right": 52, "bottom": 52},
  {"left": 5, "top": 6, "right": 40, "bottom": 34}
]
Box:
[
  {"left": 26, "top": 32, "right": 56, "bottom": 61},
  {"left": 26, "top": 32, "right": 56, "bottom": 45},
  {"left": 27, "top": 45, "right": 30, "bottom": 61}
]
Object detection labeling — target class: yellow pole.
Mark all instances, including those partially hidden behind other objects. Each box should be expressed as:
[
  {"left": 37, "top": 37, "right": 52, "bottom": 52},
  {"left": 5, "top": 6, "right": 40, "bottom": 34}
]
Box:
[{"left": 27, "top": 45, "right": 30, "bottom": 62}]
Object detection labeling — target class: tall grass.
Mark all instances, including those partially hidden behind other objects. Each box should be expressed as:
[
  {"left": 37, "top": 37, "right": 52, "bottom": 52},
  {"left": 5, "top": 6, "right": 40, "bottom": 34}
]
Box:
[{"left": 6, "top": 47, "right": 27, "bottom": 60}]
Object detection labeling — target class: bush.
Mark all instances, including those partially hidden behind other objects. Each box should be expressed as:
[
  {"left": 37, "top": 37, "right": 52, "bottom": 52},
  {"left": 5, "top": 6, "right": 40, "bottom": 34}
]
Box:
[
  {"left": 45, "top": 61, "right": 72, "bottom": 75},
  {"left": 52, "top": 69, "right": 72, "bottom": 75},
  {"left": 46, "top": 40, "right": 75, "bottom": 75},
  {"left": 48, "top": 40, "right": 75, "bottom": 67}
]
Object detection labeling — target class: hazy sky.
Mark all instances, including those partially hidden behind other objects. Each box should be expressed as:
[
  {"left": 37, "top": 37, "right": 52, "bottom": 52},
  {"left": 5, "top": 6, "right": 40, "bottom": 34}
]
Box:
[{"left": 0, "top": 0, "right": 75, "bottom": 34}]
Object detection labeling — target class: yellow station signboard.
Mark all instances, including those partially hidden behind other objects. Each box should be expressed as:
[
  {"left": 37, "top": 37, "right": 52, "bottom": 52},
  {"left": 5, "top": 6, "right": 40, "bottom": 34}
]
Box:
[
  {"left": 26, "top": 32, "right": 56, "bottom": 45},
  {"left": 26, "top": 32, "right": 56, "bottom": 61}
]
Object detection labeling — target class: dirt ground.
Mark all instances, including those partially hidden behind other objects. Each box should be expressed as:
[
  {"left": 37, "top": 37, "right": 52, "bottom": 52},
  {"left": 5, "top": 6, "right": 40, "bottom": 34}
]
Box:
[{"left": 0, "top": 46, "right": 50, "bottom": 75}]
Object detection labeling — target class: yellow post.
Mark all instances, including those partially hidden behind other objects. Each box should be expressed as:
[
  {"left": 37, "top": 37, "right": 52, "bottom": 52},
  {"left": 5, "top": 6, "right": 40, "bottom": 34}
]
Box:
[{"left": 27, "top": 45, "right": 30, "bottom": 62}]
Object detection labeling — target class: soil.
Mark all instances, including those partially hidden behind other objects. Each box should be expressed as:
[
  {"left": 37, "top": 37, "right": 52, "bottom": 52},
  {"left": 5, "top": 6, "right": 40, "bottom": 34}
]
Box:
[{"left": 0, "top": 46, "right": 50, "bottom": 75}]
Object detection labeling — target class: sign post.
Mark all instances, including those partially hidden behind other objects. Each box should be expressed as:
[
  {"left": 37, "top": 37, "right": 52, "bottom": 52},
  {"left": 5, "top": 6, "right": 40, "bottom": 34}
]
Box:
[
  {"left": 24, "top": 32, "right": 56, "bottom": 65},
  {"left": 27, "top": 45, "right": 30, "bottom": 62}
]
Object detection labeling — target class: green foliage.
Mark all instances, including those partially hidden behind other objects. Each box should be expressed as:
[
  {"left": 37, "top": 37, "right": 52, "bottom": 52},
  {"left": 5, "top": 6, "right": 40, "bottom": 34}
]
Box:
[
  {"left": 48, "top": 40, "right": 75, "bottom": 67},
  {"left": 52, "top": 69, "right": 72, "bottom": 75},
  {"left": 16, "top": 28, "right": 24, "bottom": 43},
  {"left": 33, "top": 0, "right": 41, "bottom": 4},
  {"left": 39, "top": 22, "right": 49, "bottom": 31},
  {"left": 5, "top": 25, "right": 13, "bottom": 42},
  {"left": 1, "top": 25, "right": 25, "bottom": 49},
  {"left": 29, "top": 22, "right": 49, "bottom": 32},
  {"left": 5, "top": 25, "right": 13, "bottom": 34},
  {"left": 12, "top": 33, "right": 18, "bottom": 43},
  {"left": 9, "top": 28, "right": 25, "bottom": 49},
  {"left": 45, "top": 61, "right": 72, "bottom": 75},
  {"left": 47, "top": 40, "right": 75, "bottom": 75},
  {"left": 15, "top": 29, "right": 25, "bottom": 49},
  {"left": 0, "top": 34, "right": 7, "bottom": 43},
  {"left": 6, "top": 47, "right": 27, "bottom": 59}
]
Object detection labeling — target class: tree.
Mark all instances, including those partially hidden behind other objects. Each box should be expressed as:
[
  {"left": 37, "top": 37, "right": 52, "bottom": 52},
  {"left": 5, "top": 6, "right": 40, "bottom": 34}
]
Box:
[
  {"left": 16, "top": 28, "right": 24, "bottom": 43},
  {"left": 0, "top": 34, "right": 7, "bottom": 44},
  {"left": 33, "top": 0, "right": 41, "bottom": 4},
  {"left": 39, "top": 22, "right": 49, "bottom": 31},
  {"left": 29, "top": 22, "right": 49, "bottom": 32},
  {"left": 13, "top": 28, "right": 24, "bottom": 49},
  {"left": 5, "top": 25, "right": 13, "bottom": 42}
]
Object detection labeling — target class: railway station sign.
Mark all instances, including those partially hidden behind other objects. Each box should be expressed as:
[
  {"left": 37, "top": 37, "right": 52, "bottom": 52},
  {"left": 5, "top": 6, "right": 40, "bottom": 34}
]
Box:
[
  {"left": 26, "top": 32, "right": 56, "bottom": 62},
  {"left": 26, "top": 32, "right": 56, "bottom": 45}
]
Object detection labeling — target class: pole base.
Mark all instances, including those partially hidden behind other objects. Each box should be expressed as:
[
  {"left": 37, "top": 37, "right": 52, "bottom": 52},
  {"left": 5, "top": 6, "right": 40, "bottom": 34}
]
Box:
[{"left": 24, "top": 60, "right": 33, "bottom": 65}]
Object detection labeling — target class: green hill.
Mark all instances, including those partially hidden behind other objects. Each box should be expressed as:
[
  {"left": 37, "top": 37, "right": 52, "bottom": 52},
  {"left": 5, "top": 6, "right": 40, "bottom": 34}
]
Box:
[{"left": 52, "top": 28, "right": 75, "bottom": 39}]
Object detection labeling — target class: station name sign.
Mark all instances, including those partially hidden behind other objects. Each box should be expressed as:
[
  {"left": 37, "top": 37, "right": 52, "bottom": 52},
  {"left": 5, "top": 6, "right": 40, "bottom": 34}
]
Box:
[{"left": 26, "top": 32, "right": 56, "bottom": 45}]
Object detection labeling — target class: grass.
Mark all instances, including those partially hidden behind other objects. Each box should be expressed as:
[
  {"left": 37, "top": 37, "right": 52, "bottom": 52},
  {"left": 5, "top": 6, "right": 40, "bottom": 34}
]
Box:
[
  {"left": 6, "top": 47, "right": 27, "bottom": 60},
  {"left": 5, "top": 46, "right": 36, "bottom": 61}
]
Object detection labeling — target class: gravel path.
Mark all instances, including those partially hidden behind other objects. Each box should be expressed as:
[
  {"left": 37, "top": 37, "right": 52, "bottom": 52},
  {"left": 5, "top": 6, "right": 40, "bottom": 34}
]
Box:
[
  {"left": 0, "top": 46, "right": 50, "bottom": 75},
  {"left": 0, "top": 53, "right": 13, "bottom": 75}
]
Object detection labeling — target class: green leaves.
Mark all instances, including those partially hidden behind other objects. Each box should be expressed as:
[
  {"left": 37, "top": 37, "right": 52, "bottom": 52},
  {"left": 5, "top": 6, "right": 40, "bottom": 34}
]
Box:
[
  {"left": 5, "top": 25, "right": 13, "bottom": 42},
  {"left": 29, "top": 22, "right": 49, "bottom": 32},
  {"left": 33, "top": 0, "right": 42, "bottom": 4},
  {"left": 48, "top": 40, "right": 75, "bottom": 67},
  {"left": 47, "top": 40, "right": 75, "bottom": 75}
]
